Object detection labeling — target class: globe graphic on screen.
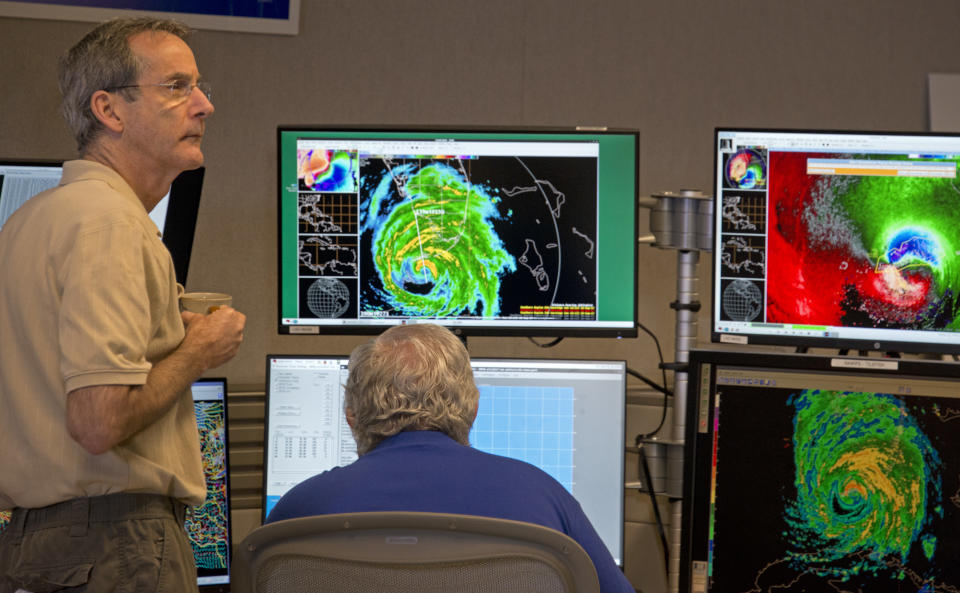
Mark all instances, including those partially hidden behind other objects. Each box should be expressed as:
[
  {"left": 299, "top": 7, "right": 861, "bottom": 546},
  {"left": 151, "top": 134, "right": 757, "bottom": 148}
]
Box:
[
  {"left": 721, "top": 279, "right": 762, "bottom": 322},
  {"left": 306, "top": 278, "right": 350, "bottom": 318}
]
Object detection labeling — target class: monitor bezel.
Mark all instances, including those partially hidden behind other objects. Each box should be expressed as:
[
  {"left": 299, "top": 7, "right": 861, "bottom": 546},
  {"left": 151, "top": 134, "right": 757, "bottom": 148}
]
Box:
[
  {"left": 679, "top": 347, "right": 960, "bottom": 593},
  {"left": 470, "top": 355, "right": 627, "bottom": 566},
  {"left": 261, "top": 353, "right": 351, "bottom": 524},
  {"left": 190, "top": 376, "right": 233, "bottom": 593},
  {"left": 165, "top": 166, "right": 205, "bottom": 287},
  {"left": 710, "top": 127, "right": 960, "bottom": 355},
  {"left": 275, "top": 124, "right": 640, "bottom": 339}
]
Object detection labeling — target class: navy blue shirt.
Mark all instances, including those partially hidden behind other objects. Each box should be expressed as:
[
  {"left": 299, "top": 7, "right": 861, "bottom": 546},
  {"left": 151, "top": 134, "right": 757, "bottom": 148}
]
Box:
[{"left": 267, "top": 430, "right": 633, "bottom": 593}]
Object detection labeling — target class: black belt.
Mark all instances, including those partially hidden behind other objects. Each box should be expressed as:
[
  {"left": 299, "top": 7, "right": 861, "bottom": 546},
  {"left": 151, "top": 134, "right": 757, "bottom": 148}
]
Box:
[{"left": 7, "top": 493, "right": 186, "bottom": 543}]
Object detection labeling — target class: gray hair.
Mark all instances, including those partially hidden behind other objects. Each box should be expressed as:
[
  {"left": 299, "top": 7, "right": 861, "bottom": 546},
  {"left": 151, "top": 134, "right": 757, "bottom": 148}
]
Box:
[
  {"left": 345, "top": 324, "right": 479, "bottom": 455},
  {"left": 58, "top": 17, "right": 191, "bottom": 153}
]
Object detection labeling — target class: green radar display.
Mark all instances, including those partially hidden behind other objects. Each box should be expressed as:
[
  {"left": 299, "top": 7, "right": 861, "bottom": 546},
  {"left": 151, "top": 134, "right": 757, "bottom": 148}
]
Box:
[
  {"left": 278, "top": 128, "right": 639, "bottom": 336},
  {"left": 358, "top": 155, "right": 600, "bottom": 321},
  {"left": 363, "top": 161, "right": 515, "bottom": 317},
  {"left": 786, "top": 390, "right": 942, "bottom": 579},
  {"left": 682, "top": 350, "right": 960, "bottom": 593}
]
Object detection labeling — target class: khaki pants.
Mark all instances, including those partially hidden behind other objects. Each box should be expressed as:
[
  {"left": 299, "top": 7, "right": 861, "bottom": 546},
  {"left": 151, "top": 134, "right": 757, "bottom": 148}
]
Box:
[{"left": 0, "top": 493, "right": 198, "bottom": 593}]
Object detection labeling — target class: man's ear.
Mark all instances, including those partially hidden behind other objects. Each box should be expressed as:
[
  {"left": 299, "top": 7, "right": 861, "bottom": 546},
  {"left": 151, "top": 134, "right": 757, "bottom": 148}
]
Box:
[
  {"left": 345, "top": 408, "right": 356, "bottom": 430},
  {"left": 89, "top": 89, "right": 125, "bottom": 134},
  {"left": 469, "top": 400, "right": 479, "bottom": 425}
]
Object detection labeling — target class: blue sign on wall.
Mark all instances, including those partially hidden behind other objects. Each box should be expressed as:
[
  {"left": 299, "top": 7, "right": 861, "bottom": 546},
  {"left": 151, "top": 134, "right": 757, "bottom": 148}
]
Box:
[{"left": 0, "top": 0, "right": 300, "bottom": 35}]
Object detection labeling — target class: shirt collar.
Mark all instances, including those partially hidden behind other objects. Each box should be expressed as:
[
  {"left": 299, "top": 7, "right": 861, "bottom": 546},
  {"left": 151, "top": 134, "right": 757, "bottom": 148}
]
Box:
[
  {"left": 369, "top": 430, "right": 461, "bottom": 453},
  {"left": 61, "top": 159, "right": 147, "bottom": 215}
]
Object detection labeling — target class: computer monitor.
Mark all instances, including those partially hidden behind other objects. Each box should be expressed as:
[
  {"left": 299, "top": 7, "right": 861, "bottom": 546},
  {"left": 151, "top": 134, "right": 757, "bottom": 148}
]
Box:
[
  {"left": 712, "top": 128, "right": 960, "bottom": 354},
  {"left": 680, "top": 348, "right": 960, "bottom": 593},
  {"left": 276, "top": 126, "right": 639, "bottom": 338},
  {"left": 0, "top": 378, "right": 233, "bottom": 592},
  {"left": 0, "top": 159, "right": 204, "bottom": 285},
  {"left": 187, "top": 377, "right": 232, "bottom": 592},
  {"left": 263, "top": 355, "right": 627, "bottom": 565}
]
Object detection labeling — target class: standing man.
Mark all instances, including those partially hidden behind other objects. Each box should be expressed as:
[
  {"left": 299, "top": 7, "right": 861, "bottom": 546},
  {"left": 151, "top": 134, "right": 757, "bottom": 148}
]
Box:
[
  {"left": 0, "top": 17, "right": 245, "bottom": 593},
  {"left": 267, "top": 323, "right": 635, "bottom": 593}
]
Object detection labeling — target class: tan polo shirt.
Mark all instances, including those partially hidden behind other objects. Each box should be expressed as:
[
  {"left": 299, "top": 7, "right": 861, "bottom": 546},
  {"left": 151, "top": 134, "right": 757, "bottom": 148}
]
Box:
[{"left": 0, "top": 159, "right": 205, "bottom": 509}]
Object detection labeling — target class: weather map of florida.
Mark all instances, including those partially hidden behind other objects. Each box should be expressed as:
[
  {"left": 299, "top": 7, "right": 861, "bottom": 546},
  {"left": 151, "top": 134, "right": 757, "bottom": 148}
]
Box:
[
  {"left": 295, "top": 149, "right": 601, "bottom": 323},
  {"left": 766, "top": 151, "right": 960, "bottom": 331}
]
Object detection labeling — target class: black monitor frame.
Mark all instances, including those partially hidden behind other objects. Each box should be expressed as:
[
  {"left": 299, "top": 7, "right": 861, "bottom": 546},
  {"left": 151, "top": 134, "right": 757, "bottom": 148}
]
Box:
[
  {"left": 680, "top": 347, "right": 960, "bottom": 593},
  {"left": 276, "top": 125, "right": 639, "bottom": 338},
  {"left": 164, "top": 166, "right": 204, "bottom": 286},
  {"left": 188, "top": 376, "right": 233, "bottom": 593},
  {"left": 711, "top": 127, "right": 960, "bottom": 355}
]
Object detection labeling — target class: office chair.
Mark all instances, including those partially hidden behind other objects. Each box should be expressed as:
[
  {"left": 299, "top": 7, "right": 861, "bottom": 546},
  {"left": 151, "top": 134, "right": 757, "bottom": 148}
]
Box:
[{"left": 232, "top": 511, "right": 601, "bottom": 593}]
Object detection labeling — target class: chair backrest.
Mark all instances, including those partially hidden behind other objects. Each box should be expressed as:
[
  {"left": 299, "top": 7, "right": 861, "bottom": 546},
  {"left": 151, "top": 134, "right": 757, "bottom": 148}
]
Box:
[{"left": 231, "top": 511, "right": 601, "bottom": 593}]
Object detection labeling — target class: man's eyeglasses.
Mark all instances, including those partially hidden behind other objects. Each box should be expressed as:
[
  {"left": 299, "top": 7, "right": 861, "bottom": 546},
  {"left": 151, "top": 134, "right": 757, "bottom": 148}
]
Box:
[{"left": 106, "top": 80, "right": 212, "bottom": 101}]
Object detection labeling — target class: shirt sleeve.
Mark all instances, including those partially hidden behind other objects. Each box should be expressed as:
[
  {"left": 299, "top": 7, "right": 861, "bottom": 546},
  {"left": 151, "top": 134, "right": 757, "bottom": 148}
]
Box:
[
  {"left": 561, "top": 495, "right": 636, "bottom": 593},
  {"left": 59, "top": 214, "right": 153, "bottom": 392}
]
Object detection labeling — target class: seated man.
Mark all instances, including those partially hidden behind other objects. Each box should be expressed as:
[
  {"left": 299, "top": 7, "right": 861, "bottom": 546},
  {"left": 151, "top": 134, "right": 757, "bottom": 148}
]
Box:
[{"left": 266, "top": 323, "right": 634, "bottom": 593}]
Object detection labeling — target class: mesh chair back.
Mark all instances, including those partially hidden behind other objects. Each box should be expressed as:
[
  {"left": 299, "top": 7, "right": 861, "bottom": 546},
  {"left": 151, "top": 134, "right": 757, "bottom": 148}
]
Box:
[{"left": 232, "top": 512, "right": 601, "bottom": 593}]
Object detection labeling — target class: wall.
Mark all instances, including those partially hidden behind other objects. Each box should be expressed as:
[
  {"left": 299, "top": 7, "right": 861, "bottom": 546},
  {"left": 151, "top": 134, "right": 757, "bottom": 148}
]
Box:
[{"left": 4, "top": 1, "right": 958, "bottom": 391}]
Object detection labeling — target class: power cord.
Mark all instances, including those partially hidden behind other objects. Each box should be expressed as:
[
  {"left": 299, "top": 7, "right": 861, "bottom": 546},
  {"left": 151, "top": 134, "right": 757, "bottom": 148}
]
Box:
[
  {"left": 633, "top": 322, "right": 672, "bottom": 441},
  {"left": 635, "top": 438, "right": 670, "bottom": 575},
  {"left": 526, "top": 336, "right": 564, "bottom": 348},
  {"left": 630, "top": 321, "right": 671, "bottom": 574},
  {"left": 626, "top": 367, "right": 670, "bottom": 396}
]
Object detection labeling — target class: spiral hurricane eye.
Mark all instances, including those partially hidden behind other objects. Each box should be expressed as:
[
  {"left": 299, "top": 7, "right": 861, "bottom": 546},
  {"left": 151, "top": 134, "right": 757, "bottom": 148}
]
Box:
[{"left": 784, "top": 389, "right": 942, "bottom": 580}]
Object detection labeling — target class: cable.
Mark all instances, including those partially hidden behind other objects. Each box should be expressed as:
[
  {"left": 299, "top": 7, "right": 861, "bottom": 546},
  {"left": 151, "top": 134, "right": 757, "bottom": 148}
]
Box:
[
  {"left": 638, "top": 322, "right": 669, "bottom": 394},
  {"left": 633, "top": 321, "right": 671, "bottom": 440},
  {"left": 525, "top": 322, "right": 671, "bottom": 433},
  {"left": 526, "top": 336, "right": 564, "bottom": 348},
  {"left": 626, "top": 367, "right": 670, "bottom": 396},
  {"left": 637, "top": 442, "right": 670, "bottom": 575}
]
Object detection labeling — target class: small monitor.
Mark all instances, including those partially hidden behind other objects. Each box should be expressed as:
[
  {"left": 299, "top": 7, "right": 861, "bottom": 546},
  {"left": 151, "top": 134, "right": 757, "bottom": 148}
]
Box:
[
  {"left": 680, "top": 348, "right": 960, "bottom": 593},
  {"left": 712, "top": 128, "right": 960, "bottom": 354},
  {"left": 0, "top": 160, "right": 61, "bottom": 228},
  {"left": 276, "top": 126, "right": 639, "bottom": 338},
  {"left": 263, "top": 355, "right": 627, "bottom": 565},
  {"left": 188, "top": 377, "right": 232, "bottom": 593},
  {"left": 0, "top": 378, "right": 234, "bottom": 592},
  {"left": 0, "top": 160, "right": 204, "bottom": 285}
]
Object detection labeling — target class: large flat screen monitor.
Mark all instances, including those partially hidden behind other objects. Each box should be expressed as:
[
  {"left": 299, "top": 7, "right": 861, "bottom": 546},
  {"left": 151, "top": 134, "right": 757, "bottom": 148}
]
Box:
[
  {"left": 680, "top": 348, "right": 960, "bottom": 593},
  {"left": 0, "top": 159, "right": 204, "bottom": 285},
  {"left": 712, "top": 128, "right": 960, "bottom": 354},
  {"left": 277, "top": 126, "right": 639, "bottom": 338},
  {"left": 263, "top": 354, "right": 627, "bottom": 565}
]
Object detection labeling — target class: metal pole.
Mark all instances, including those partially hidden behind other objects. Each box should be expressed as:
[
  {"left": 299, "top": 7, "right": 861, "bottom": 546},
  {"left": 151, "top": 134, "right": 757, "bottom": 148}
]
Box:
[
  {"left": 668, "top": 248, "right": 699, "bottom": 593},
  {"left": 639, "top": 191, "right": 712, "bottom": 593}
]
